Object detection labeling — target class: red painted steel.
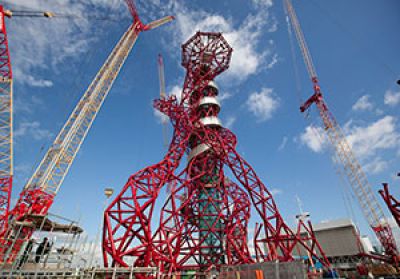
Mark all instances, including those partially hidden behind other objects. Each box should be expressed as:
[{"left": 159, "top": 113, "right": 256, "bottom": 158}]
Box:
[
  {"left": 285, "top": 0, "right": 398, "bottom": 264},
  {"left": 0, "top": 6, "right": 12, "bottom": 79},
  {"left": 300, "top": 82, "right": 399, "bottom": 266},
  {"left": 379, "top": 181, "right": 400, "bottom": 228},
  {"left": 103, "top": 31, "right": 329, "bottom": 273},
  {"left": 0, "top": 5, "right": 12, "bottom": 234},
  {"left": 0, "top": 0, "right": 174, "bottom": 264}
]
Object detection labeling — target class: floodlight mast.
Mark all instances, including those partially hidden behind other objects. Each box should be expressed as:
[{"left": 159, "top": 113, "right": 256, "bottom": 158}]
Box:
[{"left": 0, "top": 0, "right": 173, "bottom": 263}]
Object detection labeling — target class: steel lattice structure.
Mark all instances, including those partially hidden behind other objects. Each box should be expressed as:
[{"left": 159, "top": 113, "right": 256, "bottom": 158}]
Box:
[
  {"left": 284, "top": 0, "right": 398, "bottom": 263},
  {"left": 103, "top": 31, "right": 329, "bottom": 273},
  {"left": 0, "top": 6, "right": 13, "bottom": 233},
  {"left": 0, "top": 0, "right": 173, "bottom": 263},
  {"left": 379, "top": 182, "right": 400, "bottom": 228}
]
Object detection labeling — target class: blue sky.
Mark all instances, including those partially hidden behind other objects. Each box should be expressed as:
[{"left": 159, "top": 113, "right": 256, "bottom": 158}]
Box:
[{"left": 4, "top": 0, "right": 400, "bottom": 247}]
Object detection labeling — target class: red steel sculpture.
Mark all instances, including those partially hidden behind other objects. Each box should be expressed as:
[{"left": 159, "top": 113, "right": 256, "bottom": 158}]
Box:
[
  {"left": 379, "top": 179, "right": 400, "bottom": 228},
  {"left": 103, "top": 31, "right": 329, "bottom": 272}
]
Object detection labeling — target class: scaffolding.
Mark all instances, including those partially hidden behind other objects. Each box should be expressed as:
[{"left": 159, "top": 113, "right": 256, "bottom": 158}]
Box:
[
  {"left": 0, "top": 267, "right": 158, "bottom": 279},
  {"left": 1, "top": 213, "right": 91, "bottom": 273}
]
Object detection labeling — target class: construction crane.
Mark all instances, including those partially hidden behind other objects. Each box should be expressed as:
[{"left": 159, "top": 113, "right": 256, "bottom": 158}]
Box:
[
  {"left": 158, "top": 53, "right": 169, "bottom": 147},
  {"left": 0, "top": 2, "right": 118, "bottom": 239},
  {"left": 0, "top": 5, "right": 13, "bottom": 235},
  {"left": 0, "top": 0, "right": 173, "bottom": 263},
  {"left": 284, "top": 0, "right": 398, "bottom": 263}
]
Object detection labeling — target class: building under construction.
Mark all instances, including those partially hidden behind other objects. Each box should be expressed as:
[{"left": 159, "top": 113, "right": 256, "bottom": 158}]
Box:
[{"left": 0, "top": 0, "right": 399, "bottom": 278}]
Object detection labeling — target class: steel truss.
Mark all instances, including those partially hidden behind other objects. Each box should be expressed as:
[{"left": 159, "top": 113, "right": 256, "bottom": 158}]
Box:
[
  {"left": 0, "top": 5, "right": 13, "bottom": 234},
  {"left": 379, "top": 182, "right": 400, "bottom": 228},
  {"left": 284, "top": 0, "right": 398, "bottom": 263},
  {"left": 103, "top": 32, "right": 329, "bottom": 273},
  {"left": 0, "top": 0, "right": 173, "bottom": 264}
]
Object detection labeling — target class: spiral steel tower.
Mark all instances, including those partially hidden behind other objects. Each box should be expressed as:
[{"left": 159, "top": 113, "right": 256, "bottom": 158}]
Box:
[{"left": 103, "top": 32, "right": 329, "bottom": 273}]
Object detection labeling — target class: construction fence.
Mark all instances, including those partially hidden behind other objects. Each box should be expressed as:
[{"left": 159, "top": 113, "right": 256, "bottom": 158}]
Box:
[
  {"left": 219, "top": 261, "right": 308, "bottom": 279},
  {"left": 0, "top": 262, "right": 309, "bottom": 279}
]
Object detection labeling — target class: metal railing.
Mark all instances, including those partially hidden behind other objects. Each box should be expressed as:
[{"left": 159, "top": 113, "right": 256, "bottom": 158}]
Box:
[{"left": 0, "top": 266, "right": 158, "bottom": 279}]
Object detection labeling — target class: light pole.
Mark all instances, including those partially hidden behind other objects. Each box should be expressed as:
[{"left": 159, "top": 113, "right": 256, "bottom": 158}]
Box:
[{"left": 88, "top": 187, "right": 114, "bottom": 268}]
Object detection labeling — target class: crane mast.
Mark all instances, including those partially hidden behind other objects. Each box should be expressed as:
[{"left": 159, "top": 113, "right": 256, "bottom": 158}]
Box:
[
  {"left": 0, "top": 3, "right": 121, "bottom": 237},
  {"left": 0, "top": 5, "right": 13, "bottom": 232},
  {"left": 284, "top": 0, "right": 398, "bottom": 261},
  {"left": 1, "top": 0, "right": 173, "bottom": 263}
]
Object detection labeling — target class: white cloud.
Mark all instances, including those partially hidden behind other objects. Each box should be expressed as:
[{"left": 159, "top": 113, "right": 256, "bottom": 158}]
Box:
[
  {"left": 7, "top": 0, "right": 123, "bottom": 88},
  {"left": 363, "top": 157, "right": 389, "bottom": 174},
  {"left": 278, "top": 136, "right": 288, "bottom": 151},
  {"left": 300, "top": 116, "right": 400, "bottom": 174},
  {"left": 218, "top": 91, "right": 233, "bottom": 102},
  {"left": 168, "top": 85, "right": 182, "bottom": 101},
  {"left": 246, "top": 87, "right": 279, "bottom": 122},
  {"left": 14, "top": 95, "right": 43, "bottom": 114},
  {"left": 270, "top": 188, "right": 282, "bottom": 196},
  {"left": 375, "top": 108, "right": 384, "bottom": 116},
  {"left": 252, "top": 0, "right": 274, "bottom": 8},
  {"left": 346, "top": 116, "right": 399, "bottom": 159},
  {"left": 265, "top": 53, "right": 278, "bottom": 69},
  {"left": 224, "top": 116, "right": 236, "bottom": 129},
  {"left": 301, "top": 116, "right": 399, "bottom": 159},
  {"left": 153, "top": 109, "right": 168, "bottom": 124},
  {"left": 352, "top": 95, "right": 373, "bottom": 111},
  {"left": 14, "top": 69, "right": 53, "bottom": 88},
  {"left": 299, "top": 125, "right": 326, "bottom": 153},
  {"left": 14, "top": 121, "right": 53, "bottom": 141},
  {"left": 384, "top": 90, "right": 400, "bottom": 106}
]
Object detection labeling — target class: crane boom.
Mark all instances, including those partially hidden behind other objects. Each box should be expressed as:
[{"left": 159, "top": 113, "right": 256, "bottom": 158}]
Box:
[
  {"left": 0, "top": 5, "right": 13, "bottom": 232},
  {"left": 0, "top": 5, "right": 125, "bottom": 230},
  {"left": 13, "top": 17, "right": 174, "bottom": 218},
  {"left": 284, "top": 0, "right": 398, "bottom": 261},
  {"left": 23, "top": 22, "right": 140, "bottom": 198},
  {"left": 1, "top": 0, "right": 174, "bottom": 263},
  {"left": 284, "top": 0, "right": 316, "bottom": 80}
]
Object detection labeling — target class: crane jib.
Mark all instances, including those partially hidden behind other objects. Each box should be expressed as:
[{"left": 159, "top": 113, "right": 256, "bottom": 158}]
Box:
[
  {"left": 0, "top": 10, "right": 173, "bottom": 264},
  {"left": 23, "top": 23, "right": 139, "bottom": 196}
]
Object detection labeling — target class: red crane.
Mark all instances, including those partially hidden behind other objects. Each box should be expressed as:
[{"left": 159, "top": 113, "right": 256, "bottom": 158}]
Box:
[
  {"left": 0, "top": 2, "right": 117, "bottom": 238},
  {"left": 0, "top": 5, "right": 13, "bottom": 235},
  {"left": 285, "top": 0, "right": 398, "bottom": 263},
  {"left": 0, "top": 0, "right": 173, "bottom": 264}
]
